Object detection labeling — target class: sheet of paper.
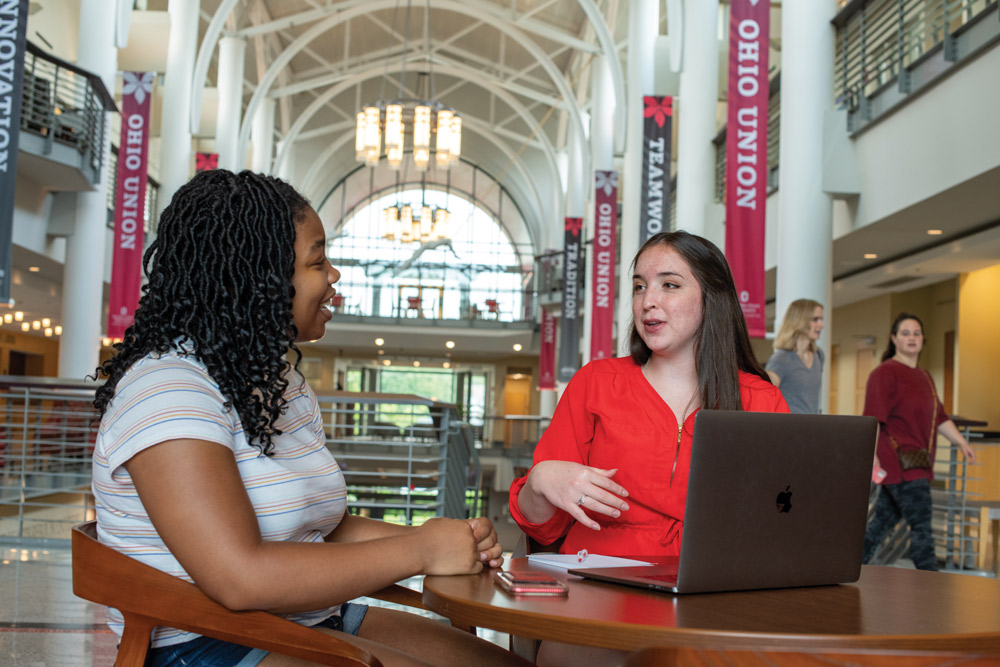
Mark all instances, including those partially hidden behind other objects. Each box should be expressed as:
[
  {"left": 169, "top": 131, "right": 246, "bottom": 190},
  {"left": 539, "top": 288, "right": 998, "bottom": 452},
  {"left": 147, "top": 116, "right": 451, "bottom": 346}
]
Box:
[{"left": 527, "top": 553, "right": 654, "bottom": 570}]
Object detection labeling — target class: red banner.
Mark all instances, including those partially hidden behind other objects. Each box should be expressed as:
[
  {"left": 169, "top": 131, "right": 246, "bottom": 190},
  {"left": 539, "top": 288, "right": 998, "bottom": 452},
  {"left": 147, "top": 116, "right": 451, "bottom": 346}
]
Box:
[
  {"left": 591, "top": 171, "right": 618, "bottom": 361},
  {"left": 539, "top": 309, "right": 556, "bottom": 390},
  {"left": 108, "top": 72, "right": 153, "bottom": 339},
  {"left": 724, "top": 0, "right": 769, "bottom": 338},
  {"left": 641, "top": 96, "right": 672, "bottom": 244}
]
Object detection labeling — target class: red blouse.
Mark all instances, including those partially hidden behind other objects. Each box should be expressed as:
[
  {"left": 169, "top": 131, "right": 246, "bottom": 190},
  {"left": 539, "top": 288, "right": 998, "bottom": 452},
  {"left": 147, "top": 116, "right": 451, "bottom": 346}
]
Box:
[
  {"left": 863, "top": 359, "right": 948, "bottom": 485},
  {"left": 508, "top": 356, "right": 789, "bottom": 558}
]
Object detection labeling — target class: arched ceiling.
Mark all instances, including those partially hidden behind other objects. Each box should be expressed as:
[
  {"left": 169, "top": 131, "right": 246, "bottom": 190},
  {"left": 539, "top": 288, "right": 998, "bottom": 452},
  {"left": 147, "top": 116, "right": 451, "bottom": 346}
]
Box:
[{"left": 192, "top": 0, "right": 634, "bottom": 256}]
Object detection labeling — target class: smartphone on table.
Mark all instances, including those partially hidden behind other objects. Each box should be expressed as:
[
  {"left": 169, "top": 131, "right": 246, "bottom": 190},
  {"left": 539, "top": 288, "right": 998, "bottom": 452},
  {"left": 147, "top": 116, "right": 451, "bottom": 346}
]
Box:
[{"left": 494, "top": 570, "right": 569, "bottom": 596}]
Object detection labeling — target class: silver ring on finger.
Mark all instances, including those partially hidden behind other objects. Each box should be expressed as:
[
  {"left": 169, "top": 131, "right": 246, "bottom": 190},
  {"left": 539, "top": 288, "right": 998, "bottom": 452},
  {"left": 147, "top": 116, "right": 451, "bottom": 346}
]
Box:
[{"left": 577, "top": 495, "right": 587, "bottom": 506}]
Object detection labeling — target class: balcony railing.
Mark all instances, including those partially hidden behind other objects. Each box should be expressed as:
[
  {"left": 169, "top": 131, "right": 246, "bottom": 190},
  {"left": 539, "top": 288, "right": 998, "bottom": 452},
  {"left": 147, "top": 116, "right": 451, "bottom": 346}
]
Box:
[
  {"left": 0, "top": 376, "right": 481, "bottom": 546},
  {"left": 833, "top": 0, "right": 999, "bottom": 130},
  {"left": 19, "top": 41, "right": 117, "bottom": 185},
  {"left": 330, "top": 281, "right": 538, "bottom": 325}
]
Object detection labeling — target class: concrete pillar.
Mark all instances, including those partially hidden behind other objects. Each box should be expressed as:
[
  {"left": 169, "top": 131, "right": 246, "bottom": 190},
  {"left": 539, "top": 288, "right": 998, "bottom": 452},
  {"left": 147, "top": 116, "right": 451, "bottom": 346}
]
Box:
[
  {"left": 674, "top": 0, "right": 720, "bottom": 238},
  {"left": 583, "top": 56, "right": 616, "bottom": 363},
  {"left": 58, "top": 0, "right": 117, "bottom": 379},
  {"left": 215, "top": 36, "right": 246, "bottom": 171},
  {"left": 251, "top": 98, "right": 276, "bottom": 173},
  {"left": 776, "top": 1, "right": 836, "bottom": 411},
  {"left": 276, "top": 139, "right": 295, "bottom": 183},
  {"left": 158, "top": 0, "right": 199, "bottom": 214},
  {"left": 618, "top": 0, "right": 658, "bottom": 352}
]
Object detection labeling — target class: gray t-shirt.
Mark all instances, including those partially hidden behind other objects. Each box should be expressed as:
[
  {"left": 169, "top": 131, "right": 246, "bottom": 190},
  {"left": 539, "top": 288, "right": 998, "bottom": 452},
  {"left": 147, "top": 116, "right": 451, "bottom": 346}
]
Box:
[{"left": 765, "top": 347, "right": 824, "bottom": 414}]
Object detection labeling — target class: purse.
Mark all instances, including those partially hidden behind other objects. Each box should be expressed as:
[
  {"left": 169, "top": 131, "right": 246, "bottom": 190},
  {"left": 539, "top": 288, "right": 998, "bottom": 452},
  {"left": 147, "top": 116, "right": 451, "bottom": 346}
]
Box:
[{"left": 887, "top": 369, "right": 938, "bottom": 471}]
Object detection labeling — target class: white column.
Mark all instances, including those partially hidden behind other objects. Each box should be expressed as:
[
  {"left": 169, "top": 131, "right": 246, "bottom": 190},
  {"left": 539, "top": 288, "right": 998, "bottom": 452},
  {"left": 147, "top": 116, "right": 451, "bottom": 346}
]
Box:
[
  {"left": 618, "top": 0, "right": 658, "bottom": 352},
  {"left": 158, "top": 0, "right": 199, "bottom": 215},
  {"left": 251, "top": 98, "right": 276, "bottom": 173},
  {"left": 674, "top": 0, "right": 720, "bottom": 238},
  {"left": 215, "top": 36, "right": 246, "bottom": 172},
  {"left": 583, "top": 56, "right": 616, "bottom": 363},
  {"left": 59, "top": 0, "right": 117, "bottom": 379},
  {"left": 777, "top": 1, "right": 835, "bottom": 411},
  {"left": 276, "top": 139, "right": 295, "bottom": 183}
]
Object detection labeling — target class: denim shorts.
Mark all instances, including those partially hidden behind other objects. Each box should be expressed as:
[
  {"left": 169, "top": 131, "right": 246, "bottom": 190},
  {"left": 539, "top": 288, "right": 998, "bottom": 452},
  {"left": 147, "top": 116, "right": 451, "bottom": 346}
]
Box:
[{"left": 144, "top": 602, "right": 369, "bottom": 667}]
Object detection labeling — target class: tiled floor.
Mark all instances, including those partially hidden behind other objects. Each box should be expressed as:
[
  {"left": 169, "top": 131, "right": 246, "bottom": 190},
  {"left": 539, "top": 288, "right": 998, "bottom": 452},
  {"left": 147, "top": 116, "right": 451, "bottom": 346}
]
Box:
[{"left": 0, "top": 541, "right": 510, "bottom": 667}]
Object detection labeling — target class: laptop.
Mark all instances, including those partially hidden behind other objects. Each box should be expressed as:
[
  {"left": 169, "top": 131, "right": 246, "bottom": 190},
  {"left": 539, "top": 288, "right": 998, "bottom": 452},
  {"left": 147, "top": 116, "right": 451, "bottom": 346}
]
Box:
[{"left": 568, "top": 411, "right": 877, "bottom": 594}]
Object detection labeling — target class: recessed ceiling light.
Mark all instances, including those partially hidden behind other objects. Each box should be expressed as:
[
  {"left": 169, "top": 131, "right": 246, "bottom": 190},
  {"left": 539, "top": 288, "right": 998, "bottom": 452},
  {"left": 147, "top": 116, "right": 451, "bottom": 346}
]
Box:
[
  {"left": 864, "top": 253, "right": 878, "bottom": 259},
  {"left": 413, "top": 360, "right": 421, "bottom": 367},
  {"left": 54, "top": 326, "right": 62, "bottom": 335},
  {"left": 445, "top": 340, "right": 455, "bottom": 349},
  {"left": 28, "top": 266, "right": 40, "bottom": 272},
  {"left": 513, "top": 343, "right": 523, "bottom": 351},
  {"left": 375, "top": 338, "right": 385, "bottom": 346},
  {"left": 21, "top": 322, "right": 30, "bottom": 331},
  {"left": 443, "top": 361, "right": 451, "bottom": 369},
  {"left": 42, "top": 318, "right": 50, "bottom": 327},
  {"left": 926, "top": 229, "right": 943, "bottom": 235},
  {"left": 378, "top": 349, "right": 385, "bottom": 355},
  {"left": 382, "top": 359, "right": 391, "bottom": 366}
]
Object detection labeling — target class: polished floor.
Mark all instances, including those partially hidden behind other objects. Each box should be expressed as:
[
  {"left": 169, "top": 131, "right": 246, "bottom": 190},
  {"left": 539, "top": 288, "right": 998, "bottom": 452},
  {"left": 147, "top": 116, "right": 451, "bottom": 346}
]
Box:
[{"left": 0, "top": 541, "right": 510, "bottom": 667}]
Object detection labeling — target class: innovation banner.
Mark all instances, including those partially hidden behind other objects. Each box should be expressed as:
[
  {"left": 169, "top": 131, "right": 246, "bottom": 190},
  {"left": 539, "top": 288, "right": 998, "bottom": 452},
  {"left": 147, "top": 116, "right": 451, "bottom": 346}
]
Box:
[
  {"left": 591, "top": 171, "right": 618, "bottom": 361},
  {"left": 724, "top": 0, "right": 770, "bottom": 338},
  {"left": 0, "top": 0, "right": 31, "bottom": 302},
  {"left": 108, "top": 72, "right": 154, "bottom": 339},
  {"left": 539, "top": 308, "right": 556, "bottom": 390},
  {"left": 557, "top": 217, "right": 583, "bottom": 382},
  {"left": 640, "top": 96, "right": 672, "bottom": 244}
]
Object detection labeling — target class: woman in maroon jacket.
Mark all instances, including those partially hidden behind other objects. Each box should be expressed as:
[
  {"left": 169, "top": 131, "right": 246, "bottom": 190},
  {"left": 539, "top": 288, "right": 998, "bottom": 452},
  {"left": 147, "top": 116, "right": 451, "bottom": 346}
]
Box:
[{"left": 863, "top": 313, "right": 976, "bottom": 570}]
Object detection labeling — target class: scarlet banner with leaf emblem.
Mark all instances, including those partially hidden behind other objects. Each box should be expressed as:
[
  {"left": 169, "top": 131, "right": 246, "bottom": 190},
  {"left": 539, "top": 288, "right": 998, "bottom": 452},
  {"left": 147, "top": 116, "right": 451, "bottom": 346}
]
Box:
[
  {"left": 724, "top": 0, "right": 769, "bottom": 338},
  {"left": 591, "top": 171, "right": 618, "bottom": 361},
  {"left": 539, "top": 309, "right": 556, "bottom": 390},
  {"left": 557, "top": 217, "right": 583, "bottom": 382},
  {"left": 108, "top": 72, "right": 153, "bottom": 339},
  {"left": 641, "top": 96, "right": 672, "bottom": 244},
  {"left": 196, "top": 152, "right": 218, "bottom": 172}
]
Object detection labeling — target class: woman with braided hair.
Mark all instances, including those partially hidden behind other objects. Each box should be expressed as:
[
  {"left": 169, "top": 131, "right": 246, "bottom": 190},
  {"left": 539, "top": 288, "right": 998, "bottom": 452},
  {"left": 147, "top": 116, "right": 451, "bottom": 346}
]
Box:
[{"left": 91, "top": 170, "right": 526, "bottom": 667}]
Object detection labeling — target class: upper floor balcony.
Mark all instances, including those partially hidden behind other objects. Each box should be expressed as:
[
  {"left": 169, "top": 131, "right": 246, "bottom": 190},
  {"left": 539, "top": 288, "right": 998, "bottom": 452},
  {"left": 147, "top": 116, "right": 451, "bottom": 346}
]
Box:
[{"left": 17, "top": 42, "right": 117, "bottom": 192}]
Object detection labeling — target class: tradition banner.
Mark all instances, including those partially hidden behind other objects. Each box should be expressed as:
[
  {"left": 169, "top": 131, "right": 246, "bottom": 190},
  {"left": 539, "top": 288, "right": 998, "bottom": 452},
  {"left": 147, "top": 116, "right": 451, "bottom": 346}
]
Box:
[
  {"left": 724, "top": 0, "right": 770, "bottom": 338},
  {"left": 0, "top": 0, "right": 31, "bottom": 302},
  {"left": 107, "top": 72, "right": 154, "bottom": 339},
  {"left": 640, "top": 96, "right": 672, "bottom": 244},
  {"left": 557, "top": 217, "right": 583, "bottom": 382},
  {"left": 539, "top": 308, "right": 556, "bottom": 390},
  {"left": 591, "top": 171, "right": 618, "bottom": 361}
]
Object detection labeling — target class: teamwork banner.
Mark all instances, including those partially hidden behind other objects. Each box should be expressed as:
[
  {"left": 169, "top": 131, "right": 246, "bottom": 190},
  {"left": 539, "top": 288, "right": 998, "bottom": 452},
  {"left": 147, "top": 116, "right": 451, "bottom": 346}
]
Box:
[
  {"left": 557, "top": 217, "right": 583, "bottom": 382},
  {"left": 107, "top": 72, "right": 154, "bottom": 339},
  {"left": 724, "top": 0, "right": 770, "bottom": 338},
  {"left": 539, "top": 309, "right": 556, "bottom": 390},
  {"left": 640, "top": 96, "right": 672, "bottom": 244},
  {"left": 591, "top": 171, "right": 618, "bottom": 361},
  {"left": 0, "top": 0, "right": 31, "bottom": 302}
]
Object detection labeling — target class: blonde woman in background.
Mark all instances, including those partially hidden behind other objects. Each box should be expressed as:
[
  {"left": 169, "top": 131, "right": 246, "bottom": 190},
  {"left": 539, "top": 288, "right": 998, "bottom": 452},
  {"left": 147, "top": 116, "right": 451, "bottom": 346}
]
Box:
[{"left": 766, "top": 299, "right": 825, "bottom": 414}]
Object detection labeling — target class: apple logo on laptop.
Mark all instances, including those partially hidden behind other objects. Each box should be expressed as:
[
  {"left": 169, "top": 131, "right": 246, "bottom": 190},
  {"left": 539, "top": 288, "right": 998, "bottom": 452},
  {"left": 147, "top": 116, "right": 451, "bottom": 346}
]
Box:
[{"left": 775, "top": 485, "right": 793, "bottom": 513}]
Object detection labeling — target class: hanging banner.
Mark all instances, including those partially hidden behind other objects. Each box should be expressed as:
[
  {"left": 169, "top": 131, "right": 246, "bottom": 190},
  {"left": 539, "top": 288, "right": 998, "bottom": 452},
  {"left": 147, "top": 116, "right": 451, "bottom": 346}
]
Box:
[
  {"left": 724, "top": 0, "right": 770, "bottom": 338},
  {"left": 557, "top": 217, "right": 583, "bottom": 382},
  {"left": 196, "top": 152, "right": 218, "bottom": 172},
  {"left": 107, "top": 72, "right": 154, "bottom": 339},
  {"left": 591, "top": 171, "right": 618, "bottom": 361},
  {"left": 539, "top": 309, "right": 556, "bottom": 390},
  {"left": 640, "top": 96, "right": 673, "bottom": 244},
  {"left": 0, "top": 0, "right": 31, "bottom": 302}
]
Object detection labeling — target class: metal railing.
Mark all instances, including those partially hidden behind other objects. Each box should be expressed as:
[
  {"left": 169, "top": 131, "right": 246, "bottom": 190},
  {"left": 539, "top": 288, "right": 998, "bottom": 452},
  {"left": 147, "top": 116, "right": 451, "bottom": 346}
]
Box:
[
  {"left": 833, "top": 0, "right": 998, "bottom": 127},
  {"left": 329, "top": 280, "right": 537, "bottom": 324},
  {"left": 19, "top": 41, "right": 117, "bottom": 185},
  {"left": 0, "top": 377, "right": 481, "bottom": 546}
]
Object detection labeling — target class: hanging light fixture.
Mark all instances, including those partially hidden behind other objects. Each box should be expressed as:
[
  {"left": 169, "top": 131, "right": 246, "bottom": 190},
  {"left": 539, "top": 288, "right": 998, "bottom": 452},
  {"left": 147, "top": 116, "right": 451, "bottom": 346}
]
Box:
[
  {"left": 382, "top": 175, "right": 450, "bottom": 243},
  {"left": 355, "top": 0, "right": 461, "bottom": 172}
]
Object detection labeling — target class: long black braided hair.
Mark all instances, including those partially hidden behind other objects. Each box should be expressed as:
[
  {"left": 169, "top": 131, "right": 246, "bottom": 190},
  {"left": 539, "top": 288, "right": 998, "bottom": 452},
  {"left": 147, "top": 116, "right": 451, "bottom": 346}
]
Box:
[{"left": 93, "top": 169, "right": 312, "bottom": 455}]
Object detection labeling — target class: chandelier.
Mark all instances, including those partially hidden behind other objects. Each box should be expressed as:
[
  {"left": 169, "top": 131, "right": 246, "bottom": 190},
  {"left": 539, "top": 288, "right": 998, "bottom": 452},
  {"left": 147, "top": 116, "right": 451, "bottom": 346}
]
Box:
[
  {"left": 382, "top": 203, "right": 451, "bottom": 243},
  {"left": 355, "top": 1, "right": 462, "bottom": 171}
]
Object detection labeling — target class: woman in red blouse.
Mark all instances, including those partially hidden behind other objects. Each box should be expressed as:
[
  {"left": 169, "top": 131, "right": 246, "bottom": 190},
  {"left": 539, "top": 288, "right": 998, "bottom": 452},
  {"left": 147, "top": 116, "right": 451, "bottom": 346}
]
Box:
[
  {"left": 510, "top": 231, "right": 788, "bottom": 558},
  {"left": 863, "top": 313, "right": 976, "bottom": 570}
]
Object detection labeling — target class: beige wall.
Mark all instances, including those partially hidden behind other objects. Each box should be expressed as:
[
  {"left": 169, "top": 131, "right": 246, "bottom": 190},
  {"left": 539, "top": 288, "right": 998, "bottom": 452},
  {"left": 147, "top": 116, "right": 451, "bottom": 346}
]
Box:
[
  {"left": 0, "top": 331, "right": 61, "bottom": 377},
  {"left": 828, "top": 293, "right": 893, "bottom": 416},
  {"left": 957, "top": 265, "right": 1000, "bottom": 501}
]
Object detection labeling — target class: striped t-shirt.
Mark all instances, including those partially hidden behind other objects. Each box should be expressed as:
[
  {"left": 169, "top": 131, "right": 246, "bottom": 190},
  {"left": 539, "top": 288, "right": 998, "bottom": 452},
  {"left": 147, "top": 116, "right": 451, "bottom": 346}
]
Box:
[{"left": 91, "top": 350, "right": 347, "bottom": 648}]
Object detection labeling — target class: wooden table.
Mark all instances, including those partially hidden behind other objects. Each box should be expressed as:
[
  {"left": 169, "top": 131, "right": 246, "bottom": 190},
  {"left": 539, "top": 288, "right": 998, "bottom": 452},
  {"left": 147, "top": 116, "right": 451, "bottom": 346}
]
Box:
[{"left": 422, "top": 560, "right": 1000, "bottom": 652}]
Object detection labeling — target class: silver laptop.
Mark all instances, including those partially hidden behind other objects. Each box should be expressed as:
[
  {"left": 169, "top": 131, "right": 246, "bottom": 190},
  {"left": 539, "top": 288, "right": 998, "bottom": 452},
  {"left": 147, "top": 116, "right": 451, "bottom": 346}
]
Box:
[{"left": 568, "top": 411, "right": 877, "bottom": 594}]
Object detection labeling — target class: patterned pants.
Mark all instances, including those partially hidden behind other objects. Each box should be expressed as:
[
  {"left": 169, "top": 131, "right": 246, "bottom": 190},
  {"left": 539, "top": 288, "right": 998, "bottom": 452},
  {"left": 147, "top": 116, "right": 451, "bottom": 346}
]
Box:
[{"left": 863, "top": 478, "right": 937, "bottom": 571}]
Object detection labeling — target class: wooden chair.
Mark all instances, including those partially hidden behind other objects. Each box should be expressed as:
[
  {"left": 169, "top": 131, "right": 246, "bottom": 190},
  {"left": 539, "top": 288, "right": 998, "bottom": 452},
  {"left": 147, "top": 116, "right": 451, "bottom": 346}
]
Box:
[
  {"left": 623, "top": 646, "right": 1000, "bottom": 666},
  {"left": 72, "top": 521, "right": 429, "bottom": 667}
]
